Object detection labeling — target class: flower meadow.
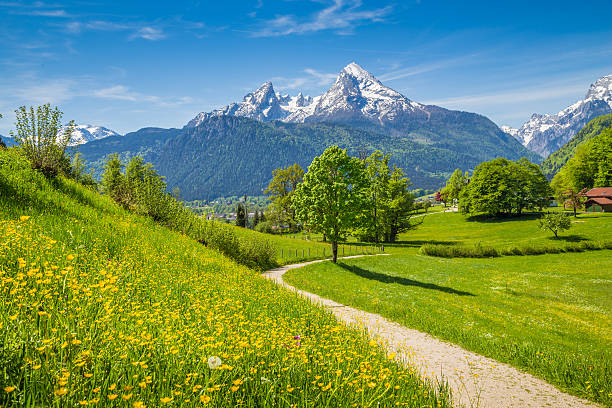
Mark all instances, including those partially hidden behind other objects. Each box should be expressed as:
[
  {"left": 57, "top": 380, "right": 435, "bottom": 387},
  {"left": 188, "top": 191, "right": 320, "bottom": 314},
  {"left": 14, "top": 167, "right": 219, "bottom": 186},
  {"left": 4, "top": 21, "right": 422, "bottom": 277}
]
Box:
[{"left": 0, "top": 149, "right": 451, "bottom": 407}]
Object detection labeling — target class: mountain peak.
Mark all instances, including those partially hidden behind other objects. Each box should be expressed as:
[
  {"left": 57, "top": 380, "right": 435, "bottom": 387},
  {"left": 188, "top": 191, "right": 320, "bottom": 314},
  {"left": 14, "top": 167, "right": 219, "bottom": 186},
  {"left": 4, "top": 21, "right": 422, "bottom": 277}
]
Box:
[
  {"left": 585, "top": 74, "right": 612, "bottom": 101},
  {"left": 341, "top": 62, "right": 373, "bottom": 79}
]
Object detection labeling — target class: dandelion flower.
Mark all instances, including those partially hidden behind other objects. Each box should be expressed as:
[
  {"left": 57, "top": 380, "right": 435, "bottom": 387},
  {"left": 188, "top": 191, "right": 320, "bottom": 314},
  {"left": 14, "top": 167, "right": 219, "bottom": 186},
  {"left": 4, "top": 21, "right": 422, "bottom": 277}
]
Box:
[
  {"left": 19, "top": 216, "right": 30, "bottom": 222},
  {"left": 160, "top": 397, "right": 173, "bottom": 403},
  {"left": 55, "top": 388, "right": 68, "bottom": 396},
  {"left": 200, "top": 395, "right": 211, "bottom": 403},
  {"left": 4, "top": 386, "right": 16, "bottom": 393},
  {"left": 207, "top": 356, "right": 222, "bottom": 370}
]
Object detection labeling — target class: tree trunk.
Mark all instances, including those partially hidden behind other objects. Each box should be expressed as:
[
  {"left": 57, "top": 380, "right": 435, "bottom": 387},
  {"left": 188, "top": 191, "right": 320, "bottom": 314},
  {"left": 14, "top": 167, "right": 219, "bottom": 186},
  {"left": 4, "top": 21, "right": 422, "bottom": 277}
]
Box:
[
  {"left": 332, "top": 241, "right": 338, "bottom": 263},
  {"left": 573, "top": 207, "right": 577, "bottom": 217}
]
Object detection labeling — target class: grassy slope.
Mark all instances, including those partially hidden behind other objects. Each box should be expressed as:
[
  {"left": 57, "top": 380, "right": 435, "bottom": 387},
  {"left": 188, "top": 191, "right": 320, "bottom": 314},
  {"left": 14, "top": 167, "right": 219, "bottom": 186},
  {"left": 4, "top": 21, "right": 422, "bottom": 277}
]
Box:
[
  {"left": 0, "top": 148, "right": 449, "bottom": 407},
  {"left": 285, "top": 212, "right": 612, "bottom": 406}
]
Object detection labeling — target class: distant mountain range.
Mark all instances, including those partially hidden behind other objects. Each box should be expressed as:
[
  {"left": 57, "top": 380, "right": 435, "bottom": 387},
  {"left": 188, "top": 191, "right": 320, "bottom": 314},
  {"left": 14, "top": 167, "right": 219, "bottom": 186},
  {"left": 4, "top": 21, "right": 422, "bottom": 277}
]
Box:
[
  {"left": 68, "top": 125, "right": 122, "bottom": 145},
  {"left": 0, "top": 125, "right": 121, "bottom": 147},
  {"left": 503, "top": 75, "right": 612, "bottom": 157},
  {"left": 77, "top": 63, "right": 538, "bottom": 200}
]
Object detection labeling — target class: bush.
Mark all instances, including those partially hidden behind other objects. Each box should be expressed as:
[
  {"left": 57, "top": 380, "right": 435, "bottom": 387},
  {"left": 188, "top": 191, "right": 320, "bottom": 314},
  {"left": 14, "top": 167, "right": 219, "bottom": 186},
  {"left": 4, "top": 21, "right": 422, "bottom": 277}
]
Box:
[
  {"left": 11, "top": 104, "right": 75, "bottom": 176},
  {"left": 255, "top": 220, "right": 275, "bottom": 234},
  {"left": 420, "top": 243, "right": 499, "bottom": 258},
  {"left": 421, "top": 240, "right": 612, "bottom": 258}
]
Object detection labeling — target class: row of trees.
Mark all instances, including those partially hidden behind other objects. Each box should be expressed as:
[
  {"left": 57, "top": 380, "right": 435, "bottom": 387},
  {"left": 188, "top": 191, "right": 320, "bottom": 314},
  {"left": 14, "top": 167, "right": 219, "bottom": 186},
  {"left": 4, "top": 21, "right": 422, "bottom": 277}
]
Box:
[
  {"left": 264, "top": 146, "right": 415, "bottom": 262},
  {"left": 437, "top": 158, "right": 551, "bottom": 217}
]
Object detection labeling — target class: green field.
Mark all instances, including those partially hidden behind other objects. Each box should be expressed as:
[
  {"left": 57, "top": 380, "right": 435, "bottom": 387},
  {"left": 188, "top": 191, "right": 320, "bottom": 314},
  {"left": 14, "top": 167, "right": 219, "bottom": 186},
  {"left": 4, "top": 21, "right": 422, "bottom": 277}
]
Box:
[
  {"left": 285, "top": 211, "right": 612, "bottom": 406},
  {"left": 0, "top": 148, "right": 450, "bottom": 407}
]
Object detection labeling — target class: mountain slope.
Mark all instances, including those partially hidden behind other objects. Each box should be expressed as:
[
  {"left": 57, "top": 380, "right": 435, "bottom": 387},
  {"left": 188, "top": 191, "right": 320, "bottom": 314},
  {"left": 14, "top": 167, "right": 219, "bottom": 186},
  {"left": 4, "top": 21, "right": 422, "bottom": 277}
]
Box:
[
  {"left": 541, "top": 113, "right": 612, "bottom": 178},
  {"left": 79, "top": 116, "right": 539, "bottom": 201},
  {"left": 505, "top": 75, "right": 612, "bottom": 157},
  {"left": 187, "top": 63, "right": 533, "bottom": 160}
]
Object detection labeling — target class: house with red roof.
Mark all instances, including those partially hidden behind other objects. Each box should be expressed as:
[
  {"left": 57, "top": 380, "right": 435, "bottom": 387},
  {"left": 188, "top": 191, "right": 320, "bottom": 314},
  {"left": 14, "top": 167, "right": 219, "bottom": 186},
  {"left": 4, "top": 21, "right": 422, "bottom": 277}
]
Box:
[{"left": 584, "top": 187, "right": 612, "bottom": 212}]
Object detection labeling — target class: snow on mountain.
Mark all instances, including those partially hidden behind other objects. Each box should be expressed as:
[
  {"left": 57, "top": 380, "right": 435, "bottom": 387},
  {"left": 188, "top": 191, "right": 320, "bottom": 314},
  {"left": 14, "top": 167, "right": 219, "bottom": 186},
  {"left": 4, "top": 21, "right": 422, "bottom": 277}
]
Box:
[
  {"left": 501, "top": 126, "right": 520, "bottom": 141},
  {"left": 504, "top": 75, "right": 612, "bottom": 157},
  {"left": 186, "top": 62, "right": 428, "bottom": 128},
  {"left": 68, "top": 125, "right": 122, "bottom": 145}
]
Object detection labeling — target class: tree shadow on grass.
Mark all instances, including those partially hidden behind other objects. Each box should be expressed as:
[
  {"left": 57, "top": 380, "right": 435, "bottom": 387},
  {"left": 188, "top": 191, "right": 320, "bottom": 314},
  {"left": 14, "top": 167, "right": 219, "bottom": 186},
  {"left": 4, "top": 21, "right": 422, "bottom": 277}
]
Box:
[
  {"left": 465, "top": 213, "right": 542, "bottom": 223},
  {"left": 380, "top": 240, "right": 460, "bottom": 248},
  {"left": 546, "top": 234, "right": 587, "bottom": 242},
  {"left": 337, "top": 262, "right": 475, "bottom": 296}
]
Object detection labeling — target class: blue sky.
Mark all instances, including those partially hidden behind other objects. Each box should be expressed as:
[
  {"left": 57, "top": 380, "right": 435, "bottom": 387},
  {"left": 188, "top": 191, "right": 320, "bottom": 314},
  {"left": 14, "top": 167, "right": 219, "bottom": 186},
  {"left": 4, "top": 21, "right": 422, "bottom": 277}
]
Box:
[{"left": 1, "top": 0, "right": 611, "bottom": 135}]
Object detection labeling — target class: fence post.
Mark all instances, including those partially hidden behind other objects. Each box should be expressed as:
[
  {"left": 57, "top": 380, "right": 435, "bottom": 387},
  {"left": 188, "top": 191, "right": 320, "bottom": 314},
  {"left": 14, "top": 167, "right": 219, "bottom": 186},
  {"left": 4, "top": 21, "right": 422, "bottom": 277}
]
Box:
[
  {"left": 281, "top": 249, "right": 283, "bottom": 258},
  {"left": 323, "top": 248, "right": 326, "bottom": 257}
]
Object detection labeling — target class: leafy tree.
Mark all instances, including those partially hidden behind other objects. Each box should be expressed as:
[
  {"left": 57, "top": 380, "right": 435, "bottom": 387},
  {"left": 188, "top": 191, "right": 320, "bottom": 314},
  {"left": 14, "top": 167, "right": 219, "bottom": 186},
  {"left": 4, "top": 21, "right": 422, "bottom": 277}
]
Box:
[
  {"left": 101, "top": 153, "right": 124, "bottom": 202},
  {"left": 562, "top": 188, "right": 587, "bottom": 217},
  {"left": 264, "top": 163, "right": 304, "bottom": 230},
  {"left": 443, "top": 169, "right": 469, "bottom": 204},
  {"left": 356, "top": 152, "right": 414, "bottom": 243},
  {"left": 423, "top": 201, "right": 432, "bottom": 212},
  {"left": 460, "top": 157, "right": 551, "bottom": 216},
  {"left": 384, "top": 166, "right": 415, "bottom": 242},
  {"left": 360, "top": 151, "right": 391, "bottom": 243},
  {"left": 70, "top": 153, "right": 97, "bottom": 187},
  {"left": 236, "top": 203, "right": 247, "bottom": 228},
  {"left": 539, "top": 213, "right": 571, "bottom": 238},
  {"left": 293, "top": 146, "right": 368, "bottom": 263},
  {"left": 10, "top": 104, "right": 75, "bottom": 175}
]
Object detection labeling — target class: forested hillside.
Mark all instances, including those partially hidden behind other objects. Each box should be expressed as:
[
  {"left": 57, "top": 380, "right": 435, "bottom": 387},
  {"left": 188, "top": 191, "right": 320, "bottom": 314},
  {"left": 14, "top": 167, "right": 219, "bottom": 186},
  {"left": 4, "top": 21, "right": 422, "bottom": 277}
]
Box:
[
  {"left": 541, "top": 113, "right": 612, "bottom": 178},
  {"left": 79, "top": 116, "right": 539, "bottom": 200}
]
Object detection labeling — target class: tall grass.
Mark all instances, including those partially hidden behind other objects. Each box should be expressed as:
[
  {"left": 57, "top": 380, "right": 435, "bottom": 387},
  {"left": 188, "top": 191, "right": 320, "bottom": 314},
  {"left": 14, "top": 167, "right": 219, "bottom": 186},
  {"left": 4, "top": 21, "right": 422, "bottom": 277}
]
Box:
[{"left": 0, "top": 148, "right": 450, "bottom": 407}]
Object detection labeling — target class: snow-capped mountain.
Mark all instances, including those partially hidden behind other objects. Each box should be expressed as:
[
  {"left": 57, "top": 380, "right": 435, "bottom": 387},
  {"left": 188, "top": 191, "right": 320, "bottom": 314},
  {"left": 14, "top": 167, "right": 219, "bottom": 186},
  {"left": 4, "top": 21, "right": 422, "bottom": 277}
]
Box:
[
  {"left": 67, "top": 125, "right": 122, "bottom": 146},
  {"left": 503, "top": 75, "right": 612, "bottom": 157},
  {"left": 187, "top": 62, "right": 429, "bottom": 128}
]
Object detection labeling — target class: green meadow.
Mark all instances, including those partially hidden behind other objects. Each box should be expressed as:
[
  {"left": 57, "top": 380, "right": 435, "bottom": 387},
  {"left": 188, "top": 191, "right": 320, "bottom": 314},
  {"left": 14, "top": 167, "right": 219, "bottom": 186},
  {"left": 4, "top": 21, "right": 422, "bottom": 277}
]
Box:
[
  {"left": 0, "top": 148, "right": 450, "bottom": 407},
  {"left": 285, "top": 211, "right": 612, "bottom": 406}
]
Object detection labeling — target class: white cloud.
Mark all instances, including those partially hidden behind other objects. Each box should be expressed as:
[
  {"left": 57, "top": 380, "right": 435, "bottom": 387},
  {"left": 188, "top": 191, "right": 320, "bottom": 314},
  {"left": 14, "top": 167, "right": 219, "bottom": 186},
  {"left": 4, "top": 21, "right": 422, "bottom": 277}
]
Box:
[
  {"left": 252, "top": 0, "right": 391, "bottom": 37},
  {"left": 423, "top": 84, "right": 587, "bottom": 109},
  {"left": 93, "top": 85, "right": 193, "bottom": 106},
  {"left": 130, "top": 26, "right": 165, "bottom": 41},
  {"left": 14, "top": 79, "right": 74, "bottom": 104},
  {"left": 271, "top": 68, "right": 337, "bottom": 91}
]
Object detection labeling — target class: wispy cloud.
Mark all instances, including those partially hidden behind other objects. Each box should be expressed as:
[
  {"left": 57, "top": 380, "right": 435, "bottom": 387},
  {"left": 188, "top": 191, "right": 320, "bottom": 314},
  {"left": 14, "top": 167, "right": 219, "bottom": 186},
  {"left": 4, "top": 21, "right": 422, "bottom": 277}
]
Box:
[
  {"left": 129, "top": 26, "right": 165, "bottom": 41},
  {"left": 252, "top": 0, "right": 391, "bottom": 37},
  {"left": 93, "top": 85, "right": 192, "bottom": 106},
  {"left": 271, "top": 68, "right": 337, "bottom": 91},
  {"left": 14, "top": 79, "right": 75, "bottom": 104},
  {"left": 424, "top": 84, "right": 587, "bottom": 110}
]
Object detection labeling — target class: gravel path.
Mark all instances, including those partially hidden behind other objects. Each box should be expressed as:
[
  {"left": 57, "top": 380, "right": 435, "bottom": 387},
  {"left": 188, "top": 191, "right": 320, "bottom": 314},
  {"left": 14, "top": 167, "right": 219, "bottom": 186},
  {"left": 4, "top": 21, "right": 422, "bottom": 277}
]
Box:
[{"left": 263, "top": 256, "right": 600, "bottom": 408}]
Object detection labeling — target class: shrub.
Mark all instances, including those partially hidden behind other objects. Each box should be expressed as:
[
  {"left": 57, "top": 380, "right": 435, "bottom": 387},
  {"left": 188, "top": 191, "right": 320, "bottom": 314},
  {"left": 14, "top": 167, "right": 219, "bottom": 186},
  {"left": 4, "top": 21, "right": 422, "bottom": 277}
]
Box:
[
  {"left": 419, "top": 243, "right": 499, "bottom": 258},
  {"left": 255, "top": 220, "right": 275, "bottom": 234},
  {"left": 11, "top": 104, "right": 75, "bottom": 176}
]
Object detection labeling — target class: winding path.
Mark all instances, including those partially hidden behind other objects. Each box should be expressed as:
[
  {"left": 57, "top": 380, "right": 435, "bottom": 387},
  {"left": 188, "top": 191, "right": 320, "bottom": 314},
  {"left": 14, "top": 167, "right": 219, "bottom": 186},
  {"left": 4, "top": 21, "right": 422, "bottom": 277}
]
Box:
[{"left": 263, "top": 256, "right": 599, "bottom": 408}]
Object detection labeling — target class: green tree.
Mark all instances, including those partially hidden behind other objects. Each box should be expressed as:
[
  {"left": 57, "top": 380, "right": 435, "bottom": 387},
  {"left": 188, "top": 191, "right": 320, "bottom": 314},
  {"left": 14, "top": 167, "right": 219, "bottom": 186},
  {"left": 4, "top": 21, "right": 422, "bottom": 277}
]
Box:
[
  {"left": 264, "top": 163, "right": 304, "bottom": 230},
  {"left": 236, "top": 203, "right": 247, "bottom": 228},
  {"left": 461, "top": 157, "right": 551, "bottom": 216},
  {"left": 101, "top": 154, "right": 124, "bottom": 202},
  {"left": 444, "top": 169, "right": 469, "bottom": 205},
  {"left": 293, "top": 146, "right": 368, "bottom": 263},
  {"left": 10, "top": 104, "right": 75, "bottom": 175},
  {"left": 360, "top": 151, "right": 391, "bottom": 243},
  {"left": 539, "top": 213, "right": 571, "bottom": 238},
  {"left": 562, "top": 188, "right": 587, "bottom": 217},
  {"left": 384, "top": 166, "right": 415, "bottom": 242},
  {"left": 70, "top": 153, "right": 97, "bottom": 187}
]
